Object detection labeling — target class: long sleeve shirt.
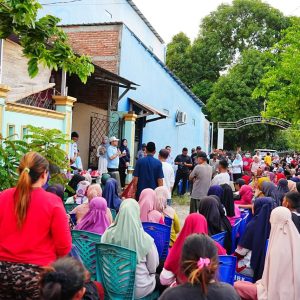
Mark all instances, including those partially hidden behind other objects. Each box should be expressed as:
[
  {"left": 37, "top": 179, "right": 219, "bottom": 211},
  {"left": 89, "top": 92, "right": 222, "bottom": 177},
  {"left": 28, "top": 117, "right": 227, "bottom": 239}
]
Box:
[{"left": 0, "top": 188, "right": 72, "bottom": 266}]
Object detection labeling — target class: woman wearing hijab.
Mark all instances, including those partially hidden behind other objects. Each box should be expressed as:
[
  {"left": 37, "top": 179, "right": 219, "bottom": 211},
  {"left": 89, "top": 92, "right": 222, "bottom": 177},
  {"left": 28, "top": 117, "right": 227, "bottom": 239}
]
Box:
[
  {"left": 46, "top": 184, "right": 64, "bottom": 201},
  {"left": 139, "top": 188, "right": 164, "bottom": 224},
  {"left": 242, "top": 175, "right": 251, "bottom": 185},
  {"left": 232, "top": 154, "right": 243, "bottom": 181},
  {"left": 65, "top": 180, "right": 90, "bottom": 204},
  {"left": 97, "top": 136, "right": 109, "bottom": 175},
  {"left": 208, "top": 185, "right": 224, "bottom": 200},
  {"left": 66, "top": 174, "right": 85, "bottom": 197},
  {"left": 235, "top": 197, "right": 275, "bottom": 281},
  {"left": 235, "top": 185, "right": 253, "bottom": 207},
  {"left": 221, "top": 184, "right": 241, "bottom": 225},
  {"left": 275, "top": 168, "right": 286, "bottom": 184},
  {"left": 254, "top": 176, "right": 270, "bottom": 198},
  {"left": 234, "top": 206, "right": 300, "bottom": 300},
  {"left": 70, "top": 184, "right": 112, "bottom": 224},
  {"left": 155, "top": 187, "right": 180, "bottom": 246},
  {"left": 198, "top": 196, "right": 232, "bottom": 253},
  {"left": 101, "top": 199, "right": 159, "bottom": 299},
  {"left": 118, "top": 139, "right": 130, "bottom": 189},
  {"left": 102, "top": 178, "right": 122, "bottom": 211},
  {"left": 261, "top": 181, "right": 279, "bottom": 205},
  {"left": 277, "top": 179, "right": 289, "bottom": 205},
  {"left": 75, "top": 197, "right": 110, "bottom": 235},
  {"left": 160, "top": 213, "right": 226, "bottom": 286}
]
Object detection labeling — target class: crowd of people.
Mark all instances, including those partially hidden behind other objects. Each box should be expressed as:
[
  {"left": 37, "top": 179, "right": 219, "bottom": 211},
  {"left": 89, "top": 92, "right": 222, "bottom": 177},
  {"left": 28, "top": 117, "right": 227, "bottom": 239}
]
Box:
[{"left": 0, "top": 138, "right": 300, "bottom": 299}]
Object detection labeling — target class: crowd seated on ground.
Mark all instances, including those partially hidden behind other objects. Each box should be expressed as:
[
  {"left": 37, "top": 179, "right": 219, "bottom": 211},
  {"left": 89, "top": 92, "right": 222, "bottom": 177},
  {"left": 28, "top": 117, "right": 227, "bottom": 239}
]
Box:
[{"left": 1, "top": 148, "right": 300, "bottom": 300}]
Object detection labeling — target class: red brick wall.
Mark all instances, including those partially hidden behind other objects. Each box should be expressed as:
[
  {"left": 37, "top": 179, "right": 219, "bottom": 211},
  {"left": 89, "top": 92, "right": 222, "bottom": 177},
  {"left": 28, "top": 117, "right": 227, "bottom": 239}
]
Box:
[{"left": 63, "top": 25, "right": 121, "bottom": 74}]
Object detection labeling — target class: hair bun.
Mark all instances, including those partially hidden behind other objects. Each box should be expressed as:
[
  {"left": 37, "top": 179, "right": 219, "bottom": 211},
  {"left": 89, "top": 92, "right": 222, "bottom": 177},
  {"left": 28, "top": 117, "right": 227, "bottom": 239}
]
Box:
[{"left": 44, "top": 271, "right": 68, "bottom": 284}]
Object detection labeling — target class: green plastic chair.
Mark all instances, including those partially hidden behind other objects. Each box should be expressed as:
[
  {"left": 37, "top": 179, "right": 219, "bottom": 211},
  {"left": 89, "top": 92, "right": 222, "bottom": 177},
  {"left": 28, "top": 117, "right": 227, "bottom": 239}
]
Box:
[
  {"left": 96, "top": 243, "right": 159, "bottom": 300},
  {"left": 64, "top": 203, "right": 78, "bottom": 213},
  {"left": 71, "top": 230, "right": 101, "bottom": 280}
]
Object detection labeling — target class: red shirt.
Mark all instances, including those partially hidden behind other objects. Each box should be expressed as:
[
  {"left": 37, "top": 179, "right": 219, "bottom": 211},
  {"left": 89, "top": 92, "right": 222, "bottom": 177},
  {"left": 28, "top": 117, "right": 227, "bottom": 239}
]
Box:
[
  {"left": 0, "top": 188, "right": 72, "bottom": 266},
  {"left": 242, "top": 157, "right": 253, "bottom": 172}
]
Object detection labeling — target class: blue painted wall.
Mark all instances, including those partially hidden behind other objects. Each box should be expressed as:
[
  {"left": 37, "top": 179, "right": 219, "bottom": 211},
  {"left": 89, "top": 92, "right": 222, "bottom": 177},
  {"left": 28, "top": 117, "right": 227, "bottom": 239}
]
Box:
[
  {"left": 119, "top": 25, "right": 207, "bottom": 155},
  {"left": 39, "top": 0, "right": 166, "bottom": 62}
]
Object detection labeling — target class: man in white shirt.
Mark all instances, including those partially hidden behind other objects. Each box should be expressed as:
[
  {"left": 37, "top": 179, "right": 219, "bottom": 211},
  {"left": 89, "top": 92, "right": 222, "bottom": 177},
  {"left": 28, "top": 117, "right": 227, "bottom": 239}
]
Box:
[
  {"left": 69, "top": 131, "right": 82, "bottom": 171},
  {"left": 211, "top": 160, "right": 230, "bottom": 186},
  {"left": 159, "top": 149, "right": 175, "bottom": 205}
]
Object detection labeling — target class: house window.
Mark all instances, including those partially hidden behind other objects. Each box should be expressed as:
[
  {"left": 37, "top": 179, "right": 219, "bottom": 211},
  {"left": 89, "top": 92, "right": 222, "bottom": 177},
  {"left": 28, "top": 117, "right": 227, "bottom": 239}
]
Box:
[
  {"left": 7, "top": 124, "right": 15, "bottom": 139},
  {"left": 21, "top": 126, "right": 28, "bottom": 141}
]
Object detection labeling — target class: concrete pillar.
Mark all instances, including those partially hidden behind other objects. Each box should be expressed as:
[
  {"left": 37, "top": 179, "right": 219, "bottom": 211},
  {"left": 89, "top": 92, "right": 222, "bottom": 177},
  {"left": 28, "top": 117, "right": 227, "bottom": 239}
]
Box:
[
  {"left": 217, "top": 128, "right": 224, "bottom": 150},
  {"left": 0, "top": 84, "right": 10, "bottom": 137},
  {"left": 123, "top": 113, "right": 137, "bottom": 184}
]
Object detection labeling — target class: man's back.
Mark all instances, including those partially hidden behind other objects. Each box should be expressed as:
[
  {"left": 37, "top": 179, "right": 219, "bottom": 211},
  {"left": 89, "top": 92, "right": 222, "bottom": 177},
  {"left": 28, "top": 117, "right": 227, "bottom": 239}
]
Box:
[
  {"left": 133, "top": 155, "right": 164, "bottom": 198},
  {"left": 191, "top": 163, "right": 212, "bottom": 199}
]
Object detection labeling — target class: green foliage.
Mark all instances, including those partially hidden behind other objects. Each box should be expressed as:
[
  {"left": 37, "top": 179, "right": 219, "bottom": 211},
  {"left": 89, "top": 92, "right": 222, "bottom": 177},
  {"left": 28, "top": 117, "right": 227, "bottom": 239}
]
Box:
[
  {"left": 206, "top": 49, "right": 282, "bottom": 149},
  {"left": 25, "top": 125, "right": 70, "bottom": 185},
  {"left": 253, "top": 19, "right": 300, "bottom": 124},
  {"left": 166, "top": 32, "right": 192, "bottom": 87},
  {"left": 0, "top": 125, "right": 70, "bottom": 191},
  {"left": 0, "top": 135, "right": 28, "bottom": 190},
  {"left": 0, "top": 0, "right": 94, "bottom": 83}
]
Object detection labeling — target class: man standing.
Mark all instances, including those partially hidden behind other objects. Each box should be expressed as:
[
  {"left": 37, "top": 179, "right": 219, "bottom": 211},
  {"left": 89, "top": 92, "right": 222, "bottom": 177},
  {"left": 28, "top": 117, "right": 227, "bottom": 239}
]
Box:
[
  {"left": 132, "top": 142, "right": 164, "bottom": 200},
  {"left": 159, "top": 149, "right": 175, "bottom": 205},
  {"left": 191, "top": 146, "right": 202, "bottom": 169},
  {"left": 189, "top": 151, "right": 212, "bottom": 213},
  {"left": 209, "top": 153, "right": 219, "bottom": 177},
  {"left": 264, "top": 152, "right": 272, "bottom": 167},
  {"left": 165, "top": 145, "right": 174, "bottom": 167},
  {"left": 70, "top": 131, "right": 81, "bottom": 171},
  {"left": 243, "top": 152, "right": 253, "bottom": 176},
  {"left": 172, "top": 148, "right": 193, "bottom": 196},
  {"left": 107, "top": 136, "right": 122, "bottom": 172},
  {"left": 210, "top": 160, "right": 230, "bottom": 186}
]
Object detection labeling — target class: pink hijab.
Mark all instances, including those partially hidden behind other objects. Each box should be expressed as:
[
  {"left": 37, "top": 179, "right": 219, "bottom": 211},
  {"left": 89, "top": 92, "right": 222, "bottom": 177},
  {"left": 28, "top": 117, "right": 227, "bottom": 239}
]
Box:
[
  {"left": 235, "top": 185, "right": 253, "bottom": 205},
  {"left": 155, "top": 186, "right": 175, "bottom": 219},
  {"left": 139, "top": 188, "right": 162, "bottom": 223},
  {"left": 257, "top": 207, "right": 300, "bottom": 300}
]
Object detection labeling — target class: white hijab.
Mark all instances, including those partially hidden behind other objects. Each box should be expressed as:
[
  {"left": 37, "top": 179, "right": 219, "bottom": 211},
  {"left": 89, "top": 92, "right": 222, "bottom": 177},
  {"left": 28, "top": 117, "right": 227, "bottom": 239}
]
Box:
[{"left": 257, "top": 206, "right": 300, "bottom": 300}]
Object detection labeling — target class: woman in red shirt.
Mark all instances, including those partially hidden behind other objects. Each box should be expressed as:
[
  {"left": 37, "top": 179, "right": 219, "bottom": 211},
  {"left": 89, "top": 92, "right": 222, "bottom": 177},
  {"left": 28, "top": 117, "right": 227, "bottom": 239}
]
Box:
[{"left": 0, "top": 152, "right": 72, "bottom": 299}]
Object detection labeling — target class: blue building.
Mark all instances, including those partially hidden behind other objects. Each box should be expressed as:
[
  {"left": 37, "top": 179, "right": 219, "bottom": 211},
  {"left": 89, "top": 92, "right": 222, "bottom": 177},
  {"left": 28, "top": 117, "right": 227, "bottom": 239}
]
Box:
[{"left": 41, "top": 1, "right": 211, "bottom": 159}]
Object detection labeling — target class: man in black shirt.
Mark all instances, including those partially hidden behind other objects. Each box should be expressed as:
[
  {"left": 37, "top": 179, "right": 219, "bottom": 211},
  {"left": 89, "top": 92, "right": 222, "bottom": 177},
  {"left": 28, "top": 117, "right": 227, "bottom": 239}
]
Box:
[{"left": 172, "top": 148, "right": 193, "bottom": 196}]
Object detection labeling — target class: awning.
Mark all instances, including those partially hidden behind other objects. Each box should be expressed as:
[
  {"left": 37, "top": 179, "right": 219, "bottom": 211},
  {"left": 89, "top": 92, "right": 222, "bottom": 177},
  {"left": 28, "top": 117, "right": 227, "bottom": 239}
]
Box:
[{"left": 129, "top": 98, "right": 168, "bottom": 123}]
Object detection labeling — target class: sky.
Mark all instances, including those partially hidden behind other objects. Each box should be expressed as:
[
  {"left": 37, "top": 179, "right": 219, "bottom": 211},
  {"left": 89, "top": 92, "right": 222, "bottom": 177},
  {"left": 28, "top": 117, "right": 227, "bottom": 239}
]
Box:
[{"left": 133, "top": 0, "right": 300, "bottom": 43}]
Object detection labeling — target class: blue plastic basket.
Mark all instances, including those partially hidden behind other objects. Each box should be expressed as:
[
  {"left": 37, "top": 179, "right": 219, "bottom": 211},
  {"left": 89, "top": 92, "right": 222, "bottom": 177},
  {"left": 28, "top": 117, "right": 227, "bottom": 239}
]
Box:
[
  {"left": 211, "top": 231, "right": 227, "bottom": 247},
  {"left": 231, "top": 218, "right": 242, "bottom": 254},
  {"left": 142, "top": 222, "right": 171, "bottom": 260},
  {"left": 218, "top": 255, "right": 237, "bottom": 285}
]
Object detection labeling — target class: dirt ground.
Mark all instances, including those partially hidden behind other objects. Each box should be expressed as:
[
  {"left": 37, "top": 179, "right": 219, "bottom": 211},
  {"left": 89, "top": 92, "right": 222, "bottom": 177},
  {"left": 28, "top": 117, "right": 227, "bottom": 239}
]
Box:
[{"left": 172, "top": 194, "right": 190, "bottom": 227}]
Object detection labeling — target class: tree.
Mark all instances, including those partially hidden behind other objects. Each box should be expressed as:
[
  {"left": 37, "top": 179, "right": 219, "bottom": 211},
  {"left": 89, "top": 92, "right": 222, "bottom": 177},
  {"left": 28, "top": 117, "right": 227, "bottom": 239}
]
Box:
[
  {"left": 166, "top": 32, "right": 192, "bottom": 87},
  {"left": 253, "top": 19, "right": 300, "bottom": 124},
  {"left": 166, "top": 0, "right": 291, "bottom": 103},
  {"left": 0, "top": 0, "right": 94, "bottom": 83},
  {"left": 206, "top": 49, "right": 281, "bottom": 149}
]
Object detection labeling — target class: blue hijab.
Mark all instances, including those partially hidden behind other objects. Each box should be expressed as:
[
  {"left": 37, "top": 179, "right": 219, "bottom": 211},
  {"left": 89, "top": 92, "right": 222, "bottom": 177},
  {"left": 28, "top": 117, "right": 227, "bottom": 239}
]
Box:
[
  {"left": 239, "top": 197, "right": 276, "bottom": 281},
  {"left": 208, "top": 185, "right": 224, "bottom": 200},
  {"left": 103, "top": 178, "right": 121, "bottom": 211}
]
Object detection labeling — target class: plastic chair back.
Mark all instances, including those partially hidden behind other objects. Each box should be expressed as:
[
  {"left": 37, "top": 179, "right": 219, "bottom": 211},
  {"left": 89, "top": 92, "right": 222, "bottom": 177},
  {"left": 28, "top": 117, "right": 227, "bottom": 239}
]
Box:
[
  {"left": 234, "top": 273, "right": 254, "bottom": 283},
  {"left": 71, "top": 230, "right": 101, "bottom": 280},
  {"left": 218, "top": 255, "right": 237, "bottom": 285},
  {"left": 211, "top": 231, "right": 227, "bottom": 247},
  {"left": 231, "top": 218, "right": 242, "bottom": 254},
  {"left": 64, "top": 203, "right": 78, "bottom": 213},
  {"left": 96, "top": 243, "right": 136, "bottom": 300},
  {"left": 110, "top": 208, "right": 117, "bottom": 221},
  {"left": 142, "top": 222, "right": 171, "bottom": 259},
  {"left": 164, "top": 216, "right": 173, "bottom": 227}
]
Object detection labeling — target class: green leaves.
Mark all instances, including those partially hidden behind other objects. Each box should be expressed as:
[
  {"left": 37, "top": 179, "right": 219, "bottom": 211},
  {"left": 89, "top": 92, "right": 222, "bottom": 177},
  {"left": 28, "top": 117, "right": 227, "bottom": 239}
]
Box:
[
  {"left": 0, "top": 126, "right": 70, "bottom": 191},
  {"left": 0, "top": 0, "right": 94, "bottom": 82}
]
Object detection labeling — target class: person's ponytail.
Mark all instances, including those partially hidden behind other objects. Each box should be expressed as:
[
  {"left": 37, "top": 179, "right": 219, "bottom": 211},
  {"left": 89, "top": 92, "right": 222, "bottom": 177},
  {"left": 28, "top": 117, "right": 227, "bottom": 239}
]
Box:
[{"left": 14, "top": 152, "right": 49, "bottom": 227}]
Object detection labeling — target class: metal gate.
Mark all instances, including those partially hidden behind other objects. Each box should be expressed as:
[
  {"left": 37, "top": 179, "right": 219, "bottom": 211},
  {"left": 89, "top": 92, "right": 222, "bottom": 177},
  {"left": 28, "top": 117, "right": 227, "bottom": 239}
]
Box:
[{"left": 88, "top": 112, "right": 123, "bottom": 169}]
